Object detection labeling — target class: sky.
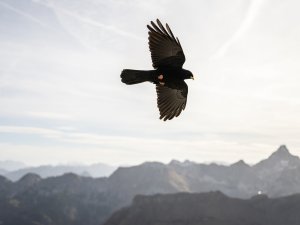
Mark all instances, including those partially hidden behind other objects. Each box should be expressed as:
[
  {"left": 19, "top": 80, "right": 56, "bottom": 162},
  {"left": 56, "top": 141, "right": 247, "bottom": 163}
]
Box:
[{"left": 1, "top": 0, "right": 300, "bottom": 166}]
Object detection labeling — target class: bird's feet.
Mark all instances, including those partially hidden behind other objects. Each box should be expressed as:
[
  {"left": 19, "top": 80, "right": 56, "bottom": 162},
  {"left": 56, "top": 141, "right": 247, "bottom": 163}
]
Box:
[{"left": 158, "top": 74, "right": 164, "bottom": 85}]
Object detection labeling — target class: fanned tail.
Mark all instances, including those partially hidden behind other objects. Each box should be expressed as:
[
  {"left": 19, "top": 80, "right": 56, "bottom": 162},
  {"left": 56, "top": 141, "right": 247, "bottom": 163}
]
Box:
[{"left": 121, "top": 69, "right": 153, "bottom": 85}]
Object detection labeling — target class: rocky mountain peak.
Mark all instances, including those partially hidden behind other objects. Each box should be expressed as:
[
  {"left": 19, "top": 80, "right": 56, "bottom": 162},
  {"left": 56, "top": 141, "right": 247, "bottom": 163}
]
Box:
[
  {"left": 269, "top": 145, "right": 294, "bottom": 159},
  {"left": 169, "top": 160, "right": 181, "bottom": 166},
  {"left": 253, "top": 145, "right": 300, "bottom": 173},
  {"left": 142, "top": 162, "right": 165, "bottom": 168},
  {"left": 231, "top": 160, "right": 250, "bottom": 168},
  {"left": 0, "top": 175, "right": 11, "bottom": 185},
  {"left": 16, "top": 173, "right": 41, "bottom": 190},
  {"left": 169, "top": 160, "right": 195, "bottom": 167},
  {"left": 18, "top": 173, "right": 41, "bottom": 184}
]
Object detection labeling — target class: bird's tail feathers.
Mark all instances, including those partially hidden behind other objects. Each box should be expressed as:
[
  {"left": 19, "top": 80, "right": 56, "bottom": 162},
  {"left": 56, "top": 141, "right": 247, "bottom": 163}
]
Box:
[{"left": 121, "top": 69, "right": 153, "bottom": 85}]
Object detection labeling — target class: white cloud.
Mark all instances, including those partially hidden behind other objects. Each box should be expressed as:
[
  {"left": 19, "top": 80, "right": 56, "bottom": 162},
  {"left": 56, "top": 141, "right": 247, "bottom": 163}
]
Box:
[
  {"left": 211, "top": 0, "right": 267, "bottom": 60},
  {"left": 0, "top": 1, "right": 48, "bottom": 28},
  {"left": 54, "top": 6, "right": 143, "bottom": 41},
  {"left": 1, "top": 0, "right": 300, "bottom": 165},
  {"left": 0, "top": 133, "right": 279, "bottom": 166},
  {"left": 26, "top": 111, "right": 75, "bottom": 120},
  {"left": 0, "top": 125, "right": 63, "bottom": 137},
  {"left": 1, "top": 125, "right": 300, "bottom": 166}
]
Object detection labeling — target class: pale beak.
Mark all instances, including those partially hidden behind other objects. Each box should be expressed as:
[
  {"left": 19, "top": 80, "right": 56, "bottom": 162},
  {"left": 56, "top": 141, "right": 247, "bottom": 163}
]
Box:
[{"left": 191, "top": 76, "right": 194, "bottom": 80}]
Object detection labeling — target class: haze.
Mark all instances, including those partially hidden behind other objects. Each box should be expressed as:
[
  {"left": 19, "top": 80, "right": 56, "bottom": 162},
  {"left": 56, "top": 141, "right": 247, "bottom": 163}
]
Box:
[{"left": 1, "top": 0, "right": 300, "bottom": 166}]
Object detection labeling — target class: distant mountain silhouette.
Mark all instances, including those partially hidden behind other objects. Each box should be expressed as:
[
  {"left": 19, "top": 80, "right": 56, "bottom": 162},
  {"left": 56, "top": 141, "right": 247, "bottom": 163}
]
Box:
[
  {"left": 105, "top": 145, "right": 300, "bottom": 200},
  {"left": 2, "top": 163, "right": 117, "bottom": 181},
  {"left": 0, "top": 173, "right": 111, "bottom": 225},
  {"left": 0, "top": 160, "right": 26, "bottom": 171},
  {"left": 104, "top": 192, "right": 300, "bottom": 225},
  {"left": 1, "top": 145, "right": 300, "bottom": 225},
  {"left": 0, "top": 168, "right": 7, "bottom": 175}
]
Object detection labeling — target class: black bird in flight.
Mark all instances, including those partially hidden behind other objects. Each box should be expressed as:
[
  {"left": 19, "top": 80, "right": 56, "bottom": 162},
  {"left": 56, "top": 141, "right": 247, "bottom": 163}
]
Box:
[{"left": 121, "top": 19, "right": 194, "bottom": 121}]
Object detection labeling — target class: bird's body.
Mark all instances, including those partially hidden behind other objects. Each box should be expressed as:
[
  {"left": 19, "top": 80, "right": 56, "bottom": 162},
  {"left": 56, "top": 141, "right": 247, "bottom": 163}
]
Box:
[
  {"left": 121, "top": 68, "right": 191, "bottom": 85},
  {"left": 121, "top": 19, "right": 194, "bottom": 121}
]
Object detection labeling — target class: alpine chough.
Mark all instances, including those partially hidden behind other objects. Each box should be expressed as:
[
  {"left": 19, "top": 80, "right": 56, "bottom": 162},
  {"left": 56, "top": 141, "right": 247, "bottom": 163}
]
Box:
[{"left": 121, "top": 19, "right": 194, "bottom": 121}]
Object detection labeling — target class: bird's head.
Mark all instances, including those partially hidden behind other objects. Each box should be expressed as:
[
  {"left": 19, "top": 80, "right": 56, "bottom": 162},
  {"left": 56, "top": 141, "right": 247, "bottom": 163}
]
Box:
[{"left": 183, "top": 69, "right": 194, "bottom": 80}]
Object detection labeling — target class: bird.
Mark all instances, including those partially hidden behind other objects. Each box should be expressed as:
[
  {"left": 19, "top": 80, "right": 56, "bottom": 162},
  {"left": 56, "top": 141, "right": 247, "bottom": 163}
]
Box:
[{"left": 121, "top": 19, "right": 194, "bottom": 121}]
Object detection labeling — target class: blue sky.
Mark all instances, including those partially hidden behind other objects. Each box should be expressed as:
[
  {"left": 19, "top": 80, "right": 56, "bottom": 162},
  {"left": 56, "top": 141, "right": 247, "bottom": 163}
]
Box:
[{"left": 1, "top": 0, "right": 300, "bottom": 166}]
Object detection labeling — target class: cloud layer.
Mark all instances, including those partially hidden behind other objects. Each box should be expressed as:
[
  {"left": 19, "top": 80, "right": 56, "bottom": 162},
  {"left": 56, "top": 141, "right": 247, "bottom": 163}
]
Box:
[{"left": 1, "top": 0, "right": 300, "bottom": 165}]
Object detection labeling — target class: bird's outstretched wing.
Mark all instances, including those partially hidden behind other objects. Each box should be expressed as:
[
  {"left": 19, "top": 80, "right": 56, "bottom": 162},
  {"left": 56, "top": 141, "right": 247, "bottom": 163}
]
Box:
[
  {"left": 147, "top": 19, "right": 185, "bottom": 69},
  {"left": 156, "top": 81, "right": 188, "bottom": 121}
]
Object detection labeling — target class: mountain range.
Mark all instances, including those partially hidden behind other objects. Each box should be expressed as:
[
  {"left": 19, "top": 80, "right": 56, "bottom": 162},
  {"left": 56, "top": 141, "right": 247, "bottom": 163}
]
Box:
[
  {"left": 104, "top": 191, "right": 300, "bottom": 225},
  {"left": 106, "top": 145, "right": 300, "bottom": 200},
  {"left": 0, "top": 163, "right": 117, "bottom": 181},
  {"left": 1, "top": 145, "right": 300, "bottom": 225},
  {"left": 0, "top": 161, "right": 27, "bottom": 171}
]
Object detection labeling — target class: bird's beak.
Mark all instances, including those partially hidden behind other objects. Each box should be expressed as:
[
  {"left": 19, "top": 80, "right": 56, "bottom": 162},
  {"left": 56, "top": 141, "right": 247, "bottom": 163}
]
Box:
[{"left": 191, "top": 75, "right": 194, "bottom": 80}]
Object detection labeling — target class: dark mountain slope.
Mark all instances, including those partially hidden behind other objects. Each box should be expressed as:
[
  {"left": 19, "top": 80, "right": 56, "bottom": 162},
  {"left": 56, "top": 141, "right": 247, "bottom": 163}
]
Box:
[{"left": 104, "top": 192, "right": 300, "bottom": 225}]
